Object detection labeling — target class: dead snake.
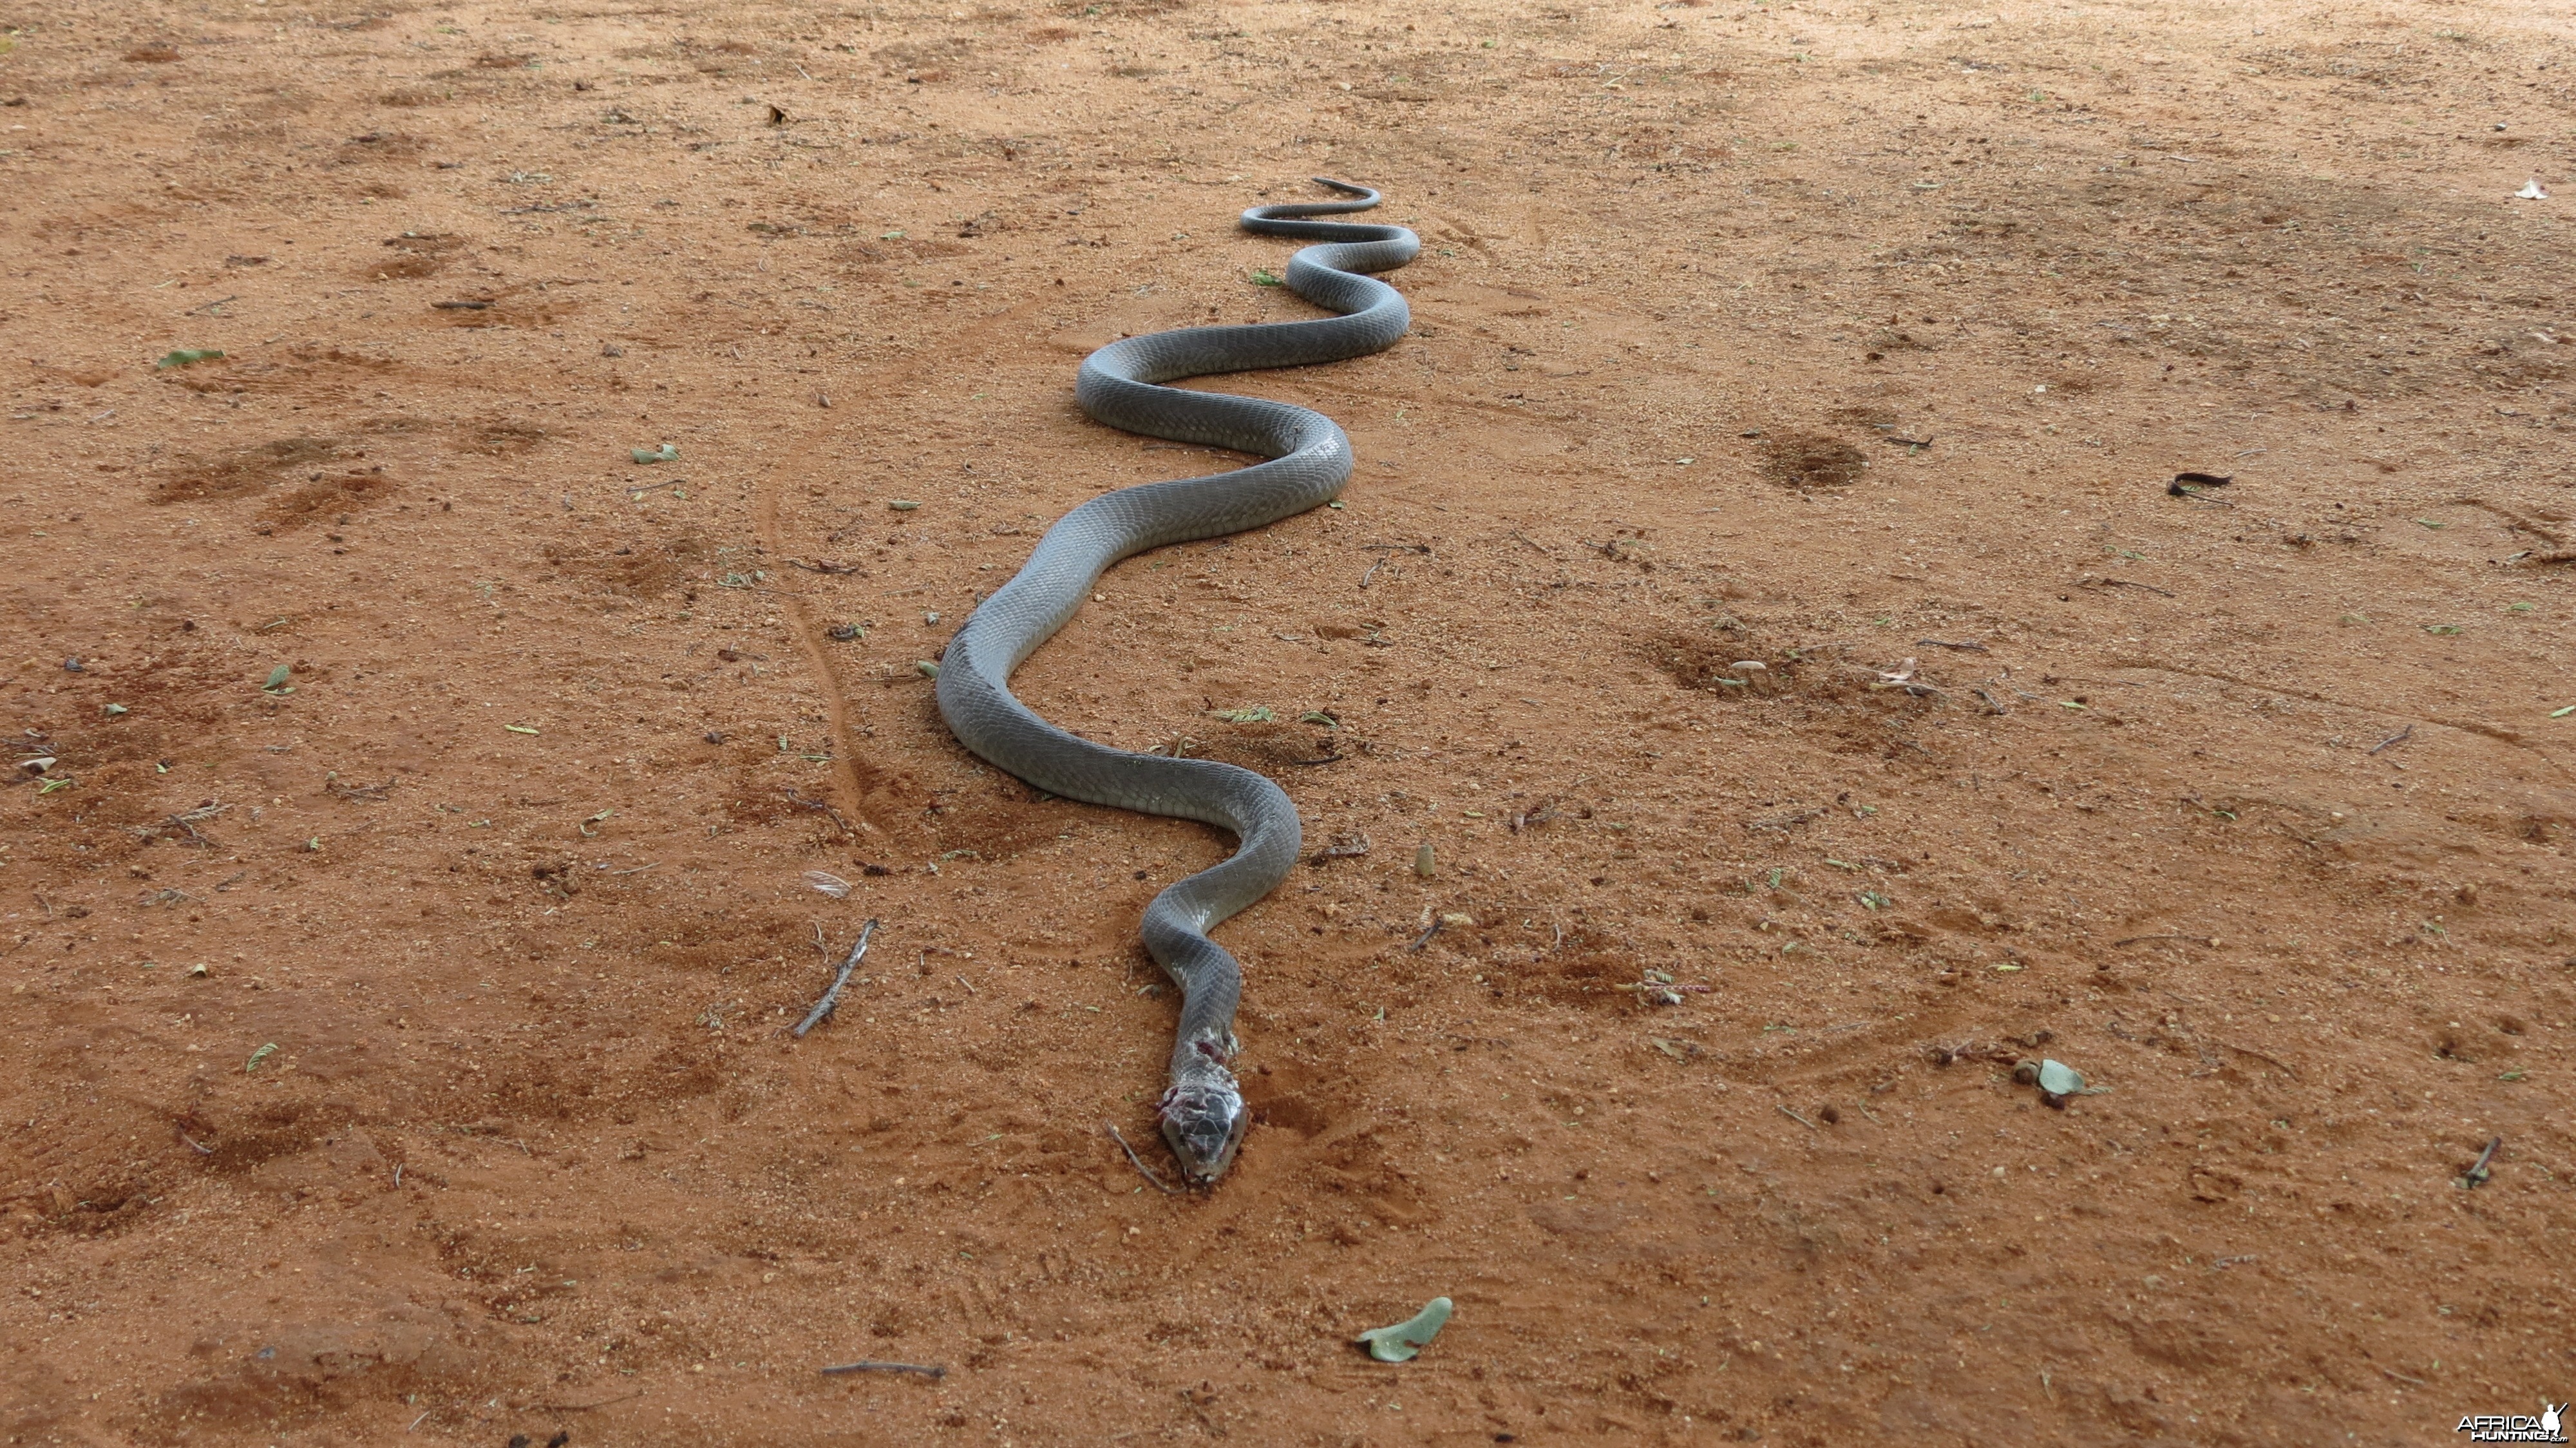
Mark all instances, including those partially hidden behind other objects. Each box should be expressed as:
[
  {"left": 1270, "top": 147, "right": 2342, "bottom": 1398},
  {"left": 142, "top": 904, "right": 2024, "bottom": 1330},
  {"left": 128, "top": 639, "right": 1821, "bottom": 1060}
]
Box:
[{"left": 935, "top": 180, "right": 1419, "bottom": 1184}]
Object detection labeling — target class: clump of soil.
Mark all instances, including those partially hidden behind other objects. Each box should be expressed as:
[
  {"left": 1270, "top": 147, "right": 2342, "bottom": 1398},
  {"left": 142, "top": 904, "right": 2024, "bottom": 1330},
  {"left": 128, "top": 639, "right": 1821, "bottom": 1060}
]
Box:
[
  {"left": 1759, "top": 430, "right": 1870, "bottom": 489},
  {"left": 152, "top": 436, "right": 346, "bottom": 505}
]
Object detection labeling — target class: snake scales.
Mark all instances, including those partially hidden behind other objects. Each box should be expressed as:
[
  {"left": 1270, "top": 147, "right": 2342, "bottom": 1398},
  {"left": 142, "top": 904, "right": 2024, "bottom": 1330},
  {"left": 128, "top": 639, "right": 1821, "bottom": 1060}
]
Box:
[{"left": 935, "top": 180, "right": 1419, "bottom": 1185}]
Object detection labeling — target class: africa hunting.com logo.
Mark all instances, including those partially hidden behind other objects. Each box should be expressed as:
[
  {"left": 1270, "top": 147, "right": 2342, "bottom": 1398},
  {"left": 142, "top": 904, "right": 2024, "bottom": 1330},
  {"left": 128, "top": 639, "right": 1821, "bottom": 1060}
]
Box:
[{"left": 2458, "top": 1405, "right": 2569, "bottom": 1444}]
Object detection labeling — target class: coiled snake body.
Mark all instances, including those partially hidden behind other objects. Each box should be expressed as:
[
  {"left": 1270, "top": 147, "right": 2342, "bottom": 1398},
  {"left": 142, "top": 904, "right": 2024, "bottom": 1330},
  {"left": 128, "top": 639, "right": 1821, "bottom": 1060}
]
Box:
[{"left": 936, "top": 181, "right": 1419, "bottom": 1185}]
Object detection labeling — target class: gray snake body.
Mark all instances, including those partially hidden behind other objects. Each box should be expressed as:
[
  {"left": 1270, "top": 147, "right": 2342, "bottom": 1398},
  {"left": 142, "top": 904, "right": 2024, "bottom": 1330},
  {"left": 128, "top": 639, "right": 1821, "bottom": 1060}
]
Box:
[{"left": 936, "top": 181, "right": 1419, "bottom": 1185}]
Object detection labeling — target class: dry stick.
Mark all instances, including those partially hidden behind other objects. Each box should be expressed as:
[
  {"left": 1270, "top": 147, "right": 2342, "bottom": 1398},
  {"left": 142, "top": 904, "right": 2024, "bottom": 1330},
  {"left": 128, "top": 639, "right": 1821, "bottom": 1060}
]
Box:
[
  {"left": 1777, "top": 1105, "right": 1820, "bottom": 1131},
  {"left": 2212, "top": 1040, "right": 2299, "bottom": 1080},
  {"left": 2465, "top": 1134, "right": 2503, "bottom": 1188},
  {"left": 2379, "top": 1366, "right": 2429, "bottom": 1388},
  {"left": 782, "top": 787, "right": 855, "bottom": 838},
  {"left": 1105, "top": 1123, "right": 1179, "bottom": 1195},
  {"left": 532, "top": 1389, "right": 649, "bottom": 1412},
  {"left": 2369, "top": 724, "right": 2414, "bottom": 756},
  {"left": 793, "top": 919, "right": 880, "bottom": 1038},
  {"left": 1405, "top": 918, "right": 1443, "bottom": 952},
  {"left": 822, "top": 1360, "right": 947, "bottom": 1379},
  {"left": 2094, "top": 577, "right": 2176, "bottom": 598}
]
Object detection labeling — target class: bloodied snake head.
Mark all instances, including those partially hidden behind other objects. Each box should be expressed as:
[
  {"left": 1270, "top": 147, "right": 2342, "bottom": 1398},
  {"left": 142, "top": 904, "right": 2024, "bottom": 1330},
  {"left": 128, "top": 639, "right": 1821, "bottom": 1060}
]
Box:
[{"left": 1159, "top": 1078, "right": 1249, "bottom": 1185}]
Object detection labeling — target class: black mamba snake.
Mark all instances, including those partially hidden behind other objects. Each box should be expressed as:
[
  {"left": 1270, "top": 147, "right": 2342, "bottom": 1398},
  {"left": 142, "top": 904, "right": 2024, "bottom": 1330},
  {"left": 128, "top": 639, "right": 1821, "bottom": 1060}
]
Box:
[{"left": 935, "top": 180, "right": 1419, "bottom": 1185}]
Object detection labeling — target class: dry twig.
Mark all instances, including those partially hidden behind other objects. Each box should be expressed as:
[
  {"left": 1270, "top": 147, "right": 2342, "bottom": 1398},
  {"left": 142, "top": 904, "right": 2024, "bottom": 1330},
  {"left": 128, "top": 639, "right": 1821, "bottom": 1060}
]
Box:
[
  {"left": 821, "top": 1360, "right": 947, "bottom": 1379},
  {"left": 793, "top": 919, "right": 880, "bottom": 1037},
  {"left": 1105, "top": 1123, "right": 1178, "bottom": 1194}
]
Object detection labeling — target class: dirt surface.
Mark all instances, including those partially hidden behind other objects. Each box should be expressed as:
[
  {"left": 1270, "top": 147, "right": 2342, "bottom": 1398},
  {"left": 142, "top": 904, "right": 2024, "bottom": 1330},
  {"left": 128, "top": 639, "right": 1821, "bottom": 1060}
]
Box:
[{"left": 5, "top": 0, "right": 2574, "bottom": 1442}]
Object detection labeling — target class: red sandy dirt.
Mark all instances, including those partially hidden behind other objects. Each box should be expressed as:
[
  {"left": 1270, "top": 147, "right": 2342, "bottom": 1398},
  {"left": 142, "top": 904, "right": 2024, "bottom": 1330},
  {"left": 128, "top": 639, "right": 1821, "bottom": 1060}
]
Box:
[{"left": 4, "top": 0, "right": 2573, "bottom": 1443}]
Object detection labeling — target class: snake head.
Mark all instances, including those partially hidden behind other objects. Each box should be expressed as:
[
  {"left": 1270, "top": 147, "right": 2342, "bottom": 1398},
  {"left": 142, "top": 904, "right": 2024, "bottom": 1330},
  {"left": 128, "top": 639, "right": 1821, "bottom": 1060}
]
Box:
[{"left": 1158, "top": 1077, "right": 1249, "bottom": 1186}]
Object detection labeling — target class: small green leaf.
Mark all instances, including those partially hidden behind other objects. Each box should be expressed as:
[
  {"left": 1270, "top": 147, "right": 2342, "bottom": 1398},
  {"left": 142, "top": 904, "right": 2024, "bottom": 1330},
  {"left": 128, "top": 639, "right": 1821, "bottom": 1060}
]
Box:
[
  {"left": 102, "top": 703, "right": 129, "bottom": 717},
  {"left": 1356, "top": 1297, "right": 1452, "bottom": 1362},
  {"left": 880, "top": 229, "right": 906, "bottom": 240},
  {"left": 1212, "top": 704, "right": 1273, "bottom": 723},
  {"left": 156, "top": 348, "right": 226, "bottom": 369},
  {"left": 888, "top": 499, "right": 921, "bottom": 511},
  {"left": 504, "top": 723, "right": 539, "bottom": 735},
  {"left": 915, "top": 660, "right": 940, "bottom": 678},
  {"left": 1249, "top": 268, "right": 1284, "bottom": 287},
  {"left": 631, "top": 443, "right": 679, "bottom": 464},
  {"left": 262, "top": 664, "right": 292, "bottom": 691},
  {"left": 2552, "top": 705, "right": 2574, "bottom": 719},
  {"left": 2423, "top": 624, "right": 2462, "bottom": 636},
  {"left": 245, "top": 1042, "right": 278, "bottom": 1072}
]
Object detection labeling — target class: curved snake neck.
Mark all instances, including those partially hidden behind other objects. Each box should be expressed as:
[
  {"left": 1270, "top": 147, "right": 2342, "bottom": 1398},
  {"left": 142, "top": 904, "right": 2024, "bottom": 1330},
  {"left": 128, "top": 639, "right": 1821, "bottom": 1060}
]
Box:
[{"left": 934, "top": 180, "right": 1419, "bottom": 1185}]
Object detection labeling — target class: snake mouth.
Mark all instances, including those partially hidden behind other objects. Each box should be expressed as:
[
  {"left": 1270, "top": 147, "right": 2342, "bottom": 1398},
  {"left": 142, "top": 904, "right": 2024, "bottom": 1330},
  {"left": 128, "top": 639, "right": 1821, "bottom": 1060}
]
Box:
[{"left": 1159, "top": 1082, "right": 1250, "bottom": 1185}]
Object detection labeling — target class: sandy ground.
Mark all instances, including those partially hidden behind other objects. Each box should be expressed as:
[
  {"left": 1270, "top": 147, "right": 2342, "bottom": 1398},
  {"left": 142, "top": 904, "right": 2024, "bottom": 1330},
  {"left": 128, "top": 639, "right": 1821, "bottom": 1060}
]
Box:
[{"left": 3, "top": 0, "right": 2573, "bottom": 1442}]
